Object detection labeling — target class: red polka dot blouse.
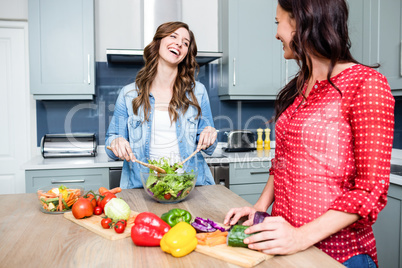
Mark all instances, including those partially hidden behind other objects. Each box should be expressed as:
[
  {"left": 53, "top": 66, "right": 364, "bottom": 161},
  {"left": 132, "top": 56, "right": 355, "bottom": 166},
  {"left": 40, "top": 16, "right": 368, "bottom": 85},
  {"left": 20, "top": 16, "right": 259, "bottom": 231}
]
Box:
[{"left": 270, "top": 64, "right": 395, "bottom": 265}]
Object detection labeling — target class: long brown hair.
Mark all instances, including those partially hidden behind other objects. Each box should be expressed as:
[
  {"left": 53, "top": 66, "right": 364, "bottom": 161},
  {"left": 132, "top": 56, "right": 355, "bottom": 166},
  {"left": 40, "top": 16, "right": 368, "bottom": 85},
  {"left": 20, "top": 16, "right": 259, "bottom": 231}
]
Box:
[
  {"left": 132, "top": 21, "right": 201, "bottom": 122},
  {"left": 275, "top": 0, "right": 366, "bottom": 121}
]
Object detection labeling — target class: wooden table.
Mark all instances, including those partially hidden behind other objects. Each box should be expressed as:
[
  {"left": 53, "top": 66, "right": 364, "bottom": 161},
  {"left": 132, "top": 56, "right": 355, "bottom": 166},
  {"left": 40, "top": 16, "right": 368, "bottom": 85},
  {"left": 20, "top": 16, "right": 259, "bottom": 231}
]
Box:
[{"left": 0, "top": 185, "right": 344, "bottom": 267}]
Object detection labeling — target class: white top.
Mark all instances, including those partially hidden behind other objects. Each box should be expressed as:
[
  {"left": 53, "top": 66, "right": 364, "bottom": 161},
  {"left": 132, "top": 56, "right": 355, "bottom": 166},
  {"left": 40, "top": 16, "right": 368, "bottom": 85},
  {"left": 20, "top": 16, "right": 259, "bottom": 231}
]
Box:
[{"left": 149, "top": 109, "right": 181, "bottom": 164}]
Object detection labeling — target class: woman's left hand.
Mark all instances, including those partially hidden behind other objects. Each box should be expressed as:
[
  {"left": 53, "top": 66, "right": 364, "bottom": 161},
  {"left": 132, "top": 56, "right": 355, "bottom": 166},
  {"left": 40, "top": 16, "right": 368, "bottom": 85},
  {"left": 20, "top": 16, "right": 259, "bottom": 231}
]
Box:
[
  {"left": 243, "top": 216, "right": 307, "bottom": 255},
  {"left": 197, "top": 126, "right": 217, "bottom": 151}
]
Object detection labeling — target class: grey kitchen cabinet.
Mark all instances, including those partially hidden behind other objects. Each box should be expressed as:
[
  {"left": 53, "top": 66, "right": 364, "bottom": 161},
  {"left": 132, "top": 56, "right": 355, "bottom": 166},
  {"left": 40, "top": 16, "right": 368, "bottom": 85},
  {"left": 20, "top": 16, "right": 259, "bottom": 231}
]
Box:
[
  {"left": 25, "top": 168, "right": 109, "bottom": 193},
  {"left": 229, "top": 161, "right": 271, "bottom": 204},
  {"left": 218, "top": 0, "right": 296, "bottom": 100},
  {"left": 28, "top": 0, "right": 95, "bottom": 100},
  {"left": 372, "top": 182, "right": 402, "bottom": 268},
  {"left": 348, "top": 0, "right": 402, "bottom": 93}
]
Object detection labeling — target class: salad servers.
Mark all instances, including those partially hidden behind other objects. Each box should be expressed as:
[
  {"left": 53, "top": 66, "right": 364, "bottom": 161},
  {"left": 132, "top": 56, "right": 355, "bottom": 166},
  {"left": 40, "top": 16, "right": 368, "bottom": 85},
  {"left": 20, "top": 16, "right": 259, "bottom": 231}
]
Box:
[{"left": 107, "top": 146, "right": 166, "bottom": 174}]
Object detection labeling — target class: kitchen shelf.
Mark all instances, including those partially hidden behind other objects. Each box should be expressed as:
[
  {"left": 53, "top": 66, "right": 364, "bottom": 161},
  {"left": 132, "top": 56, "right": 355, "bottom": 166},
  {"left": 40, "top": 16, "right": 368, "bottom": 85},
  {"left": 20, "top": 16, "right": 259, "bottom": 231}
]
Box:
[{"left": 106, "top": 49, "right": 222, "bottom": 66}]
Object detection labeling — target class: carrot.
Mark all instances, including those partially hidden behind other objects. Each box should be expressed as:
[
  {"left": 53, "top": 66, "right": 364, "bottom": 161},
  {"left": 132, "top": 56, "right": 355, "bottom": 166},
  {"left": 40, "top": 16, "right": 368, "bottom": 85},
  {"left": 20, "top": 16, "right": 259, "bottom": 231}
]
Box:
[
  {"left": 196, "top": 230, "right": 228, "bottom": 247},
  {"left": 39, "top": 192, "right": 57, "bottom": 198},
  {"left": 197, "top": 240, "right": 207, "bottom": 245},
  {"left": 98, "top": 187, "right": 109, "bottom": 195},
  {"left": 206, "top": 236, "right": 227, "bottom": 246},
  {"left": 58, "top": 194, "right": 63, "bottom": 211},
  {"left": 109, "top": 187, "right": 122, "bottom": 194}
]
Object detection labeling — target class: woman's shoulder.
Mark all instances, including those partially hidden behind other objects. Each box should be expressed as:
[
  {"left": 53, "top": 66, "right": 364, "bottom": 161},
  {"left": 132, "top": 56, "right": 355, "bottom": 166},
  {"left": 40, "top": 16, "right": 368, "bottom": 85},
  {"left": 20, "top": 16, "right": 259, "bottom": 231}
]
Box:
[
  {"left": 193, "top": 81, "right": 207, "bottom": 95},
  {"left": 349, "top": 64, "right": 388, "bottom": 82},
  {"left": 120, "top": 82, "right": 139, "bottom": 98}
]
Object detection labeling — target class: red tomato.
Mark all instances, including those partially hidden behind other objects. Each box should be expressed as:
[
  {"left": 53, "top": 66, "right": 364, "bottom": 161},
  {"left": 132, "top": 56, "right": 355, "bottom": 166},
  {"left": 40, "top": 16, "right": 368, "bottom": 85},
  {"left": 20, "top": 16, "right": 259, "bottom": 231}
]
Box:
[
  {"left": 114, "top": 222, "right": 126, "bottom": 233},
  {"left": 101, "top": 217, "right": 113, "bottom": 229},
  {"left": 117, "top": 219, "right": 127, "bottom": 227},
  {"left": 164, "top": 193, "right": 171, "bottom": 200},
  {"left": 93, "top": 206, "right": 103, "bottom": 215},
  {"left": 100, "top": 192, "right": 116, "bottom": 210},
  {"left": 72, "top": 197, "right": 94, "bottom": 219},
  {"left": 85, "top": 193, "right": 97, "bottom": 208}
]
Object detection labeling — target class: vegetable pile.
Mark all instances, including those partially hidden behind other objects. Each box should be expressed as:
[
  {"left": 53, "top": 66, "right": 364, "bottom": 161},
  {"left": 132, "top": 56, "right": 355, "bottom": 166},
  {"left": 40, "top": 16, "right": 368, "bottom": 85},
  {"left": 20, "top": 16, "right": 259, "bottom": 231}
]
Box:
[
  {"left": 38, "top": 185, "right": 82, "bottom": 212},
  {"left": 145, "top": 158, "right": 196, "bottom": 202}
]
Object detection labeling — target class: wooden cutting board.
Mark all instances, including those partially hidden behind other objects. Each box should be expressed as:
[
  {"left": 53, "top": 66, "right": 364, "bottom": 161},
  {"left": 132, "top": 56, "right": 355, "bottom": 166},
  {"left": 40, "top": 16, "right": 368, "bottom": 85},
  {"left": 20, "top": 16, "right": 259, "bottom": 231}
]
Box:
[
  {"left": 64, "top": 210, "right": 139, "bottom": 240},
  {"left": 195, "top": 244, "right": 273, "bottom": 268},
  {"left": 195, "top": 223, "right": 274, "bottom": 268}
]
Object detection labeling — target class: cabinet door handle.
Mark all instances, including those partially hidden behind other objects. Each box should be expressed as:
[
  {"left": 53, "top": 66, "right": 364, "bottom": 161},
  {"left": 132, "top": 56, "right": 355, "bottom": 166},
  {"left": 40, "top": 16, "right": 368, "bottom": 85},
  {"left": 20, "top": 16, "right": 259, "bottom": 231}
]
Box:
[
  {"left": 87, "top": 54, "right": 91, "bottom": 85},
  {"left": 400, "top": 41, "right": 402, "bottom": 77},
  {"left": 233, "top": 58, "right": 236, "bottom": 86},
  {"left": 51, "top": 179, "right": 85, "bottom": 184},
  {"left": 285, "top": 60, "right": 289, "bottom": 84},
  {"left": 250, "top": 171, "right": 270, "bottom": 175}
]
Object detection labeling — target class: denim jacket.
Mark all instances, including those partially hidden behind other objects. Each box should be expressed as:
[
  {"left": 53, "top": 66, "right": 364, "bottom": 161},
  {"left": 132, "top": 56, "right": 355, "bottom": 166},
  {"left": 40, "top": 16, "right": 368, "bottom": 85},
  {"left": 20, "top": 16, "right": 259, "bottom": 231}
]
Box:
[{"left": 105, "top": 81, "right": 217, "bottom": 189}]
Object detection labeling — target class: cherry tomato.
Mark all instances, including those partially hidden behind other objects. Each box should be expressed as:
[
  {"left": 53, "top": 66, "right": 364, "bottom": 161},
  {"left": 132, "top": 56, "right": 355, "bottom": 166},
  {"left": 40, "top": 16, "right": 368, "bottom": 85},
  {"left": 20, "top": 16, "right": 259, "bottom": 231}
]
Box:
[
  {"left": 114, "top": 222, "right": 126, "bottom": 233},
  {"left": 100, "top": 192, "right": 116, "bottom": 210},
  {"left": 117, "top": 219, "right": 127, "bottom": 227},
  {"left": 72, "top": 197, "right": 94, "bottom": 219},
  {"left": 93, "top": 206, "right": 103, "bottom": 215},
  {"left": 101, "top": 217, "right": 113, "bottom": 229},
  {"left": 164, "top": 193, "right": 172, "bottom": 200},
  {"left": 84, "top": 193, "right": 97, "bottom": 208}
]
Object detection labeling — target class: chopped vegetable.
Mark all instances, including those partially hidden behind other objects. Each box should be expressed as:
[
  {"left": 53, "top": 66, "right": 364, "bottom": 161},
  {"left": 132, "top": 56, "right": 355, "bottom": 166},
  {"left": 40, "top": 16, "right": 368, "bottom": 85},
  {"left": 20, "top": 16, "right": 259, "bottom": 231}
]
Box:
[
  {"left": 253, "top": 211, "right": 270, "bottom": 225},
  {"left": 196, "top": 230, "right": 228, "bottom": 246},
  {"left": 38, "top": 185, "right": 82, "bottom": 212},
  {"left": 161, "top": 209, "right": 192, "bottom": 227},
  {"left": 160, "top": 222, "right": 198, "bottom": 257},
  {"left": 148, "top": 158, "right": 182, "bottom": 174},
  {"left": 191, "top": 217, "right": 228, "bottom": 233},
  {"left": 145, "top": 158, "right": 196, "bottom": 202}
]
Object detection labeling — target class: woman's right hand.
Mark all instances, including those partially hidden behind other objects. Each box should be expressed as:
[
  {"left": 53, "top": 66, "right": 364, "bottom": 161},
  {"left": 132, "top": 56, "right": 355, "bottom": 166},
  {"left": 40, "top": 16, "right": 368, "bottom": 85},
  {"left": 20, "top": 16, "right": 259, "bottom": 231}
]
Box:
[
  {"left": 224, "top": 207, "right": 257, "bottom": 226},
  {"left": 109, "top": 137, "right": 136, "bottom": 162}
]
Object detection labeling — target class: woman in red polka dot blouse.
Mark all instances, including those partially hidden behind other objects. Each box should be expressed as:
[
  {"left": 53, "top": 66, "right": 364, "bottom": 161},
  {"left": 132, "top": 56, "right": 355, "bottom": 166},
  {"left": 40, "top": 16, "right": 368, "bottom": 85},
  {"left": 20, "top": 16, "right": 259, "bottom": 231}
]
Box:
[{"left": 224, "top": 0, "right": 395, "bottom": 267}]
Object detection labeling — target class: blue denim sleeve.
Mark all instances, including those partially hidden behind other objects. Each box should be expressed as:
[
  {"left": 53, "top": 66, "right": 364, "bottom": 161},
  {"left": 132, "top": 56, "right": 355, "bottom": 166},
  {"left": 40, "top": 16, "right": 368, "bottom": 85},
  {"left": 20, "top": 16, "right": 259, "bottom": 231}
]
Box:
[
  {"left": 105, "top": 89, "right": 129, "bottom": 160},
  {"left": 197, "top": 84, "right": 217, "bottom": 155}
]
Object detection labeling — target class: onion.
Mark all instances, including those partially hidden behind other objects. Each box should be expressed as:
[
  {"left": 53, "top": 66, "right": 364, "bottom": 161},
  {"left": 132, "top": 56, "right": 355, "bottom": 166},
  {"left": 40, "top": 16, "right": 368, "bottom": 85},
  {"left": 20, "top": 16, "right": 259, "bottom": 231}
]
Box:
[
  {"left": 191, "top": 217, "right": 228, "bottom": 233},
  {"left": 253, "top": 211, "right": 270, "bottom": 225}
]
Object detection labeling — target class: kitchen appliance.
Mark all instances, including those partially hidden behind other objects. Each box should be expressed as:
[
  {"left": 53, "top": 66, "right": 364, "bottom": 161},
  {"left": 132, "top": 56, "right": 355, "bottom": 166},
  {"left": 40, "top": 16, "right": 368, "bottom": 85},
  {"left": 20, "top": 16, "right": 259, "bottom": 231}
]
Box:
[
  {"left": 224, "top": 130, "right": 256, "bottom": 152},
  {"left": 106, "top": 0, "right": 222, "bottom": 66},
  {"left": 41, "top": 133, "right": 97, "bottom": 158}
]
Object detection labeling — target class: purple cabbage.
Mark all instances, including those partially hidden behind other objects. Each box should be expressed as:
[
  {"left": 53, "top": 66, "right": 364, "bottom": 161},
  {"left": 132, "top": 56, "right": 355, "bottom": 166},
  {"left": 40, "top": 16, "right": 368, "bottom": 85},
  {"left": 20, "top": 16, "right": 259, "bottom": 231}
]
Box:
[
  {"left": 191, "top": 217, "right": 229, "bottom": 233},
  {"left": 253, "top": 211, "right": 270, "bottom": 225}
]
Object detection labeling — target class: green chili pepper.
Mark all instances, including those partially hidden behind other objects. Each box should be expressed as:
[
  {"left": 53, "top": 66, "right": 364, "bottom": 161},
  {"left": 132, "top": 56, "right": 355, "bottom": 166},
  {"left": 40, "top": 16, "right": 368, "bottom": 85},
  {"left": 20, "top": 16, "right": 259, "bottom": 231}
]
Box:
[{"left": 161, "top": 209, "right": 192, "bottom": 227}]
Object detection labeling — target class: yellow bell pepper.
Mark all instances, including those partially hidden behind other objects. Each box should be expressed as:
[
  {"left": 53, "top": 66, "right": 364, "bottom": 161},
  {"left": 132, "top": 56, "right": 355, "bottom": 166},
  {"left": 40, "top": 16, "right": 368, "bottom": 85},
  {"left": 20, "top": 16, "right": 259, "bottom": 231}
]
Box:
[{"left": 160, "top": 222, "right": 197, "bottom": 257}]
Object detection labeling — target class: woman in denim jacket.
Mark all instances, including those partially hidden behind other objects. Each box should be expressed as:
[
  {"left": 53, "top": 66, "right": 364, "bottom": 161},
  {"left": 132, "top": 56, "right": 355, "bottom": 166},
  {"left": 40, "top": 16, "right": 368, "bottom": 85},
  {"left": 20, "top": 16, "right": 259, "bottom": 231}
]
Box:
[{"left": 105, "top": 21, "right": 217, "bottom": 189}]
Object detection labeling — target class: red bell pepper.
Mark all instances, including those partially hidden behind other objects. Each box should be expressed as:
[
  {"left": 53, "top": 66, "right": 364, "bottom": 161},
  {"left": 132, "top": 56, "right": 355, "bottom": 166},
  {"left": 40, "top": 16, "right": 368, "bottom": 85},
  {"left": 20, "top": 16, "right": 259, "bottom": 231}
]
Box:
[{"left": 131, "top": 212, "right": 171, "bottom": 247}]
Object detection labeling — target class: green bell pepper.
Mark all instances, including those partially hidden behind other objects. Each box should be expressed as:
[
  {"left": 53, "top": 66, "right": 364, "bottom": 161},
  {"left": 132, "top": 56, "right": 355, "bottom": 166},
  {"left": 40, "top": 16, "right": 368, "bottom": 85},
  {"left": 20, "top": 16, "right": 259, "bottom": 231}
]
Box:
[{"left": 161, "top": 208, "right": 192, "bottom": 227}]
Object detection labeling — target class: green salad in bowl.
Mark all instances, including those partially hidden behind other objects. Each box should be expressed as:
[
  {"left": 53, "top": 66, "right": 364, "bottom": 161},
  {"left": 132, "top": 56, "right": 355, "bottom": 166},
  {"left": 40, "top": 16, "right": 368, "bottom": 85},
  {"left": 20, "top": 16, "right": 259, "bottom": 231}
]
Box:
[{"left": 140, "top": 158, "right": 197, "bottom": 203}]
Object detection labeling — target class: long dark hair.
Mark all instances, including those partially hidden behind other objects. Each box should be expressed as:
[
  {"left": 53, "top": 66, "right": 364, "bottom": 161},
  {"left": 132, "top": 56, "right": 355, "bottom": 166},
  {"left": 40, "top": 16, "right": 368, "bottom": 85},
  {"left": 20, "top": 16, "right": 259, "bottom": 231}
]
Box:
[
  {"left": 133, "top": 21, "right": 201, "bottom": 122},
  {"left": 275, "top": 0, "right": 366, "bottom": 121}
]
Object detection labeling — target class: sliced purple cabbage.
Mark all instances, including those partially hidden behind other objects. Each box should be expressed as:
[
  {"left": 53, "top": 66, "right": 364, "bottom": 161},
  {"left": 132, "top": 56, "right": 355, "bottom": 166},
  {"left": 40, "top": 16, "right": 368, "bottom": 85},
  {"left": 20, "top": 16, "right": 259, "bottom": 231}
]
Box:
[
  {"left": 191, "top": 217, "right": 229, "bottom": 233},
  {"left": 253, "top": 211, "right": 270, "bottom": 225}
]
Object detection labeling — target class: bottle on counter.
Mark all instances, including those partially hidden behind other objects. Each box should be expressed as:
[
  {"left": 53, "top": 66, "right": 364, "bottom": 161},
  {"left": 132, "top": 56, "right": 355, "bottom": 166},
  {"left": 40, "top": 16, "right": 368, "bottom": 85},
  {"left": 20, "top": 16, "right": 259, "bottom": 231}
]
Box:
[
  {"left": 257, "top": 128, "right": 263, "bottom": 150},
  {"left": 264, "top": 128, "right": 271, "bottom": 151}
]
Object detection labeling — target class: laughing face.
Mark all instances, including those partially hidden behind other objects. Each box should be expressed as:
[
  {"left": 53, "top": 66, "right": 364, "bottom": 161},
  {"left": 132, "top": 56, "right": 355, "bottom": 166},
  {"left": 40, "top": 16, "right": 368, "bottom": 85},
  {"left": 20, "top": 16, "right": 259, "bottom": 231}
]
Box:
[
  {"left": 158, "top": 27, "right": 190, "bottom": 66},
  {"left": 275, "top": 4, "right": 296, "bottom": 60}
]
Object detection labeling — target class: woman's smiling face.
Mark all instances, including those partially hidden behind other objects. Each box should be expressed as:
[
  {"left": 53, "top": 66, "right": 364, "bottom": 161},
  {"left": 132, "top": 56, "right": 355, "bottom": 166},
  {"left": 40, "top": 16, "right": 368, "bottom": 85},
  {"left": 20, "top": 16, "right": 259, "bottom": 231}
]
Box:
[
  {"left": 275, "top": 4, "right": 296, "bottom": 60},
  {"left": 158, "top": 27, "right": 190, "bottom": 66}
]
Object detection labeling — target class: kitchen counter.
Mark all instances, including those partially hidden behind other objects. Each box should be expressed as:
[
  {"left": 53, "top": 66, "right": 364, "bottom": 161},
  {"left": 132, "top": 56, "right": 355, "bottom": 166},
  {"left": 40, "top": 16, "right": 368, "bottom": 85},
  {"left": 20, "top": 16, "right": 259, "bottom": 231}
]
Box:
[{"left": 0, "top": 185, "right": 344, "bottom": 267}]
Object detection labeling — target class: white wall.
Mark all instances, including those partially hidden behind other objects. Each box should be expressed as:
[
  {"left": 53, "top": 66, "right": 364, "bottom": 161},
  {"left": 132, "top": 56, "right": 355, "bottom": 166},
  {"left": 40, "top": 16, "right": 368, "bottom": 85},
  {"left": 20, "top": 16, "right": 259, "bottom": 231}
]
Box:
[{"left": 0, "top": 0, "right": 28, "bottom": 20}]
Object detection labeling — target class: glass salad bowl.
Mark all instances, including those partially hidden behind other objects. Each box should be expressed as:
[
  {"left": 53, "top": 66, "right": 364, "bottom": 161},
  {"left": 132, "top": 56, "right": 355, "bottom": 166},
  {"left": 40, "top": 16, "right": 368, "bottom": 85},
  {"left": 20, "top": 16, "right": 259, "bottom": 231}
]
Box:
[
  {"left": 140, "top": 166, "right": 198, "bottom": 204},
  {"left": 37, "top": 185, "right": 84, "bottom": 214}
]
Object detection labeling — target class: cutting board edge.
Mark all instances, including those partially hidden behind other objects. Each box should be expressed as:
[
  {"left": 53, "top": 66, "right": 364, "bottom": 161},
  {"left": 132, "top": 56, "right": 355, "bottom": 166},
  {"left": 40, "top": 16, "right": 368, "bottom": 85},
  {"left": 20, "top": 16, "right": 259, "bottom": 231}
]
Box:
[
  {"left": 63, "top": 211, "right": 135, "bottom": 240},
  {"left": 195, "top": 244, "right": 272, "bottom": 268}
]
